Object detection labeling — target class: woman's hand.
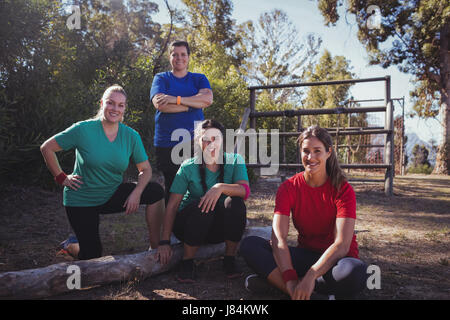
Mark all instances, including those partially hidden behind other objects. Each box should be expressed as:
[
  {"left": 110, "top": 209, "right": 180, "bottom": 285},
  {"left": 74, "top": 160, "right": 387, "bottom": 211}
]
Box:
[
  {"left": 156, "top": 244, "right": 172, "bottom": 265},
  {"left": 123, "top": 189, "right": 142, "bottom": 215},
  {"left": 62, "top": 175, "right": 83, "bottom": 191},
  {"left": 198, "top": 183, "right": 223, "bottom": 213},
  {"left": 292, "top": 272, "right": 316, "bottom": 300},
  {"left": 286, "top": 279, "right": 299, "bottom": 299}
]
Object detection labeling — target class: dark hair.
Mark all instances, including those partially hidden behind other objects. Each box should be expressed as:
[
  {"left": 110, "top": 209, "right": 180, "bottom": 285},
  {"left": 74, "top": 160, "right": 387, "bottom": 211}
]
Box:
[
  {"left": 195, "top": 119, "right": 225, "bottom": 194},
  {"left": 298, "top": 125, "right": 347, "bottom": 190},
  {"left": 169, "top": 40, "right": 190, "bottom": 56}
]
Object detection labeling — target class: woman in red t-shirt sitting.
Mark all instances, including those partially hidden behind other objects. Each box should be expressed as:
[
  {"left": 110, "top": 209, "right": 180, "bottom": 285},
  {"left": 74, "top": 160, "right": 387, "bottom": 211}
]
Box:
[{"left": 240, "top": 125, "right": 367, "bottom": 299}]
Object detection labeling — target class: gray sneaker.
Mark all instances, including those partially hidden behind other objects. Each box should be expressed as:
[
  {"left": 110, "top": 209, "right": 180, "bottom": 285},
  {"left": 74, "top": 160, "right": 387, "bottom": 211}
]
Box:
[{"left": 244, "top": 274, "right": 274, "bottom": 293}]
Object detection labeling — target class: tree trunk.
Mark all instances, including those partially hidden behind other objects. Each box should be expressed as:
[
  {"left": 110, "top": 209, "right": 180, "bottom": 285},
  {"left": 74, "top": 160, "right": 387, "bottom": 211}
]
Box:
[
  {"left": 0, "top": 226, "right": 272, "bottom": 300},
  {"left": 433, "top": 21, "right": 450, "bottom": 174}
]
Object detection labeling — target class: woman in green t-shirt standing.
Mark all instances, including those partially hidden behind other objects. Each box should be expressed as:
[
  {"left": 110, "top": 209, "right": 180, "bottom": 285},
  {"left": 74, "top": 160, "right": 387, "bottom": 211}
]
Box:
[
  {"left": 156, "top": 119, "right": 250, "bottom": 282},
  {"left": 40, "top": 85, "right": 165, "bottom": 260}
]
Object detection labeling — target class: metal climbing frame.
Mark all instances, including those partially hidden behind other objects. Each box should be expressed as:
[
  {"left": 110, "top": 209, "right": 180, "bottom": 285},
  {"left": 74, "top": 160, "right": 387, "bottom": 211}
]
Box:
[{"left": 238, "top": 76, "right": 394, "bottom": 196}]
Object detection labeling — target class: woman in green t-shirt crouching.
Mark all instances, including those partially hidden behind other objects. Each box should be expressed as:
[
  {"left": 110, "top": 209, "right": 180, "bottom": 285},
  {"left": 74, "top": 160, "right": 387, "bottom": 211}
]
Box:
[
  {"left": 40, "top": 85, "right": 165, "bottom": 260},
  {"left": 156, "top": 119, "right": 250, "bottom": 282}
]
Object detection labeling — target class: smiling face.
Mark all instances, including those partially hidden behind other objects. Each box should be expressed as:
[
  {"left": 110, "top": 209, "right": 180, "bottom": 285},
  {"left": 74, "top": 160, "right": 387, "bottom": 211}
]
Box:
[
  {"left": 200, "top": 128, "right": 223, "bottom": 165},
  {"left": 169, "top": 45, "right": 189, "bottom": 73},
  {"left": 101, "top": 91, "right": 126, "bottom": 124},
  {"left": 301, "top": 136, "right": 331, "bottom": 175}
]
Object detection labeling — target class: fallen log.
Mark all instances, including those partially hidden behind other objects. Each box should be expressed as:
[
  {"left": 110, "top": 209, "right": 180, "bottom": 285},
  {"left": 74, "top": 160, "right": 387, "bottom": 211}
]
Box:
[{"left": 0, "top": 226, "right": 271, "bottom": 300}]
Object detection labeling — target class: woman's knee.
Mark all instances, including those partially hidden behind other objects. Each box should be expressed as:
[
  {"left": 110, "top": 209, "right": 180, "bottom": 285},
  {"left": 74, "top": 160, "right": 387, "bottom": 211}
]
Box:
[
  {"left": 333, "top": 258, "right": 368, "bottom": 296},
  {"left": 239, "top": 236, "right": 268, "bottom": 258},
  {"left": 224, "top": 197, "right": 247, "bottom": 228},
  {"left": 239, "top": 236, "right": 277, "bottom": 278},
  {"left": 224, "top": 196, "right": 246, "bottom": 212},
  {"left": 142, "top": 182, "right": 165, "bottom": 204},
  {"left": 176, "top": 202, "right": 214, "bottom": 245}
]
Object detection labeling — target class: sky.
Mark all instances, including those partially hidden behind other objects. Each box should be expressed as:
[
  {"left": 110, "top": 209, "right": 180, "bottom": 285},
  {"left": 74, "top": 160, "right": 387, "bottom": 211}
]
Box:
[{"left": 152, "top": 0, "right": 442, "bottom": 145}]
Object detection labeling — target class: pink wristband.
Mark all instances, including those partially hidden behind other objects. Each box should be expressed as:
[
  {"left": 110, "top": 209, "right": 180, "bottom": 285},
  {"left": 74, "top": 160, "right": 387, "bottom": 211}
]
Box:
[
  {"left": 239, "top": 183, "right": 250, "bottom": 200},
  {"left": 282, "top": 269, "right": 298, "bottom": 283}
]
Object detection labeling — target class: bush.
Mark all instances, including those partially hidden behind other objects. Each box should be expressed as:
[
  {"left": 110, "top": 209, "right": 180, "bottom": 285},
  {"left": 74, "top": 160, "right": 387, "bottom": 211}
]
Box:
[{"left": 407, "top": 164, "right": 433, "bottom": 174}]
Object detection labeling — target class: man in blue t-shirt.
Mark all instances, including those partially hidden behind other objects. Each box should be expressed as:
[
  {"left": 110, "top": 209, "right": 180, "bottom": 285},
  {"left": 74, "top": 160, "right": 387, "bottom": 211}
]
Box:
[{"left": 150, "top": 40, "right": 213, "bottom": 202}]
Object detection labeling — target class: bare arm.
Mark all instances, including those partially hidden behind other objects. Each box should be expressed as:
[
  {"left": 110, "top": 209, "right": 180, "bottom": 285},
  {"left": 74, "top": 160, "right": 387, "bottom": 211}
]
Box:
[
  {"left": 40, "top": 137, "right": 64, "bottom": 177},
  {"left": 134, "top": 161, "right": 152, "bottom": 193},
  {"left": 157, "top": 193, "right": 184, "bottom": 265},
  {"left": 271, "top": 214, "right": 298, "bottom": 295},
  {"left": 271, "top": 214, "right": 294, "bottom": 272},
  {"left": 152, "top": 94, "right": 189, "bottom": 113},
  {"left": 153, "top": 88, "right": 213, "bottom": 111},
  {"left": 293, "top": 217, "right": 356, "bottom": 300},
  {"left": 161, "top": 193, "right": 184, "bottom": 241},
  {"left": 123, "top": 160, "right": 152, "bottom": 215},
  {"left": 177, "top": 88, "right": 213, "bottom": 109},
  {"left": 215, "top": 180, "right": 248, "bottom": 198},
  {"left": 198, "top": 180, "right": 248, "bottom": 213},
  {"left": 40, "top": 137, "right": 83, "bottom": 190},
  {"left": 306, "top": 217, "right": 355, "bottom": 277}
]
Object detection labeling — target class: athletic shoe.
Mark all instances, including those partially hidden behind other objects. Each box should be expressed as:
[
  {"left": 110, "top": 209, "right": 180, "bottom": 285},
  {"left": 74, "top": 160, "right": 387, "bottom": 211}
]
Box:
[
  {"left": 56, "top": 235, "right": 78, "bottom": 260},
  {"left": 59, "top": 235, "right": 78, "bottom": 250},
  {"left": 223, "top": 256, "right": 244, "bottom": 279},
  {"left": 176, "top": 259, "right": 196, "bottom": 283},
  {"left": 244, "top": 274, "right": 275, "bottom": 294}
]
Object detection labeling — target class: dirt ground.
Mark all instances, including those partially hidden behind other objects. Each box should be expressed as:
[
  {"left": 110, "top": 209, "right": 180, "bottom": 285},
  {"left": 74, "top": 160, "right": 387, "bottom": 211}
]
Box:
[{"left": 0, "top": 173, "right": 449, "bottom": 300}]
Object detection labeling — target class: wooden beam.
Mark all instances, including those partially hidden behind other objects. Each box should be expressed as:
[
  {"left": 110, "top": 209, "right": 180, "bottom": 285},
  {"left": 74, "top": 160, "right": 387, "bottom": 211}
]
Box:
[{"left": 0, "top": 226, "right": 272, "bottom": 300}]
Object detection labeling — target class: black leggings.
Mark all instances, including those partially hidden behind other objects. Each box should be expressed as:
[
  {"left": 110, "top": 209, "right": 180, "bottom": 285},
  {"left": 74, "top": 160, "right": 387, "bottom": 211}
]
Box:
[
  {"left": 173, "top": 196, "right": 247, "bottom": 246},
  {"left": 155, "top": 146, "right": 183, "bottom": 203},
  {"left": 65, "top": 182, "right": 164, "bottom": 260},
  {"left": 240, "top": 236, "right": 368, "bottom": 298}
]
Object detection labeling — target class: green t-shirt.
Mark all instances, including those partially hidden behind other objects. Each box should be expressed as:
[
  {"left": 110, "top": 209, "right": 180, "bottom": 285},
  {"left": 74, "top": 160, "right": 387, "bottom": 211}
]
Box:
[
  {"left": 54, "top": 119, "right": 148, "bottom": 207},
  {"left": 170, "top": 152, "right": 249, "bottom": 210}
]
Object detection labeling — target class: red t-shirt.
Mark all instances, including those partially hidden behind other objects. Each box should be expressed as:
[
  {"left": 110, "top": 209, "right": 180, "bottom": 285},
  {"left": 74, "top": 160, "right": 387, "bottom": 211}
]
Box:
[{"left": 274, "top": 172, "right": 359, "bottom": 258}]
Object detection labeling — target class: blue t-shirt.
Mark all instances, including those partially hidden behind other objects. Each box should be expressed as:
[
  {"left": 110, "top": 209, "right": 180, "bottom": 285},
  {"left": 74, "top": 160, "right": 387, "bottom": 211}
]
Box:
[
  {"left": 54, "top": 119, "right": 148, "bottom": 207},
  {"left": 150, "top": 71, "right": 211, "bottom": 147}
]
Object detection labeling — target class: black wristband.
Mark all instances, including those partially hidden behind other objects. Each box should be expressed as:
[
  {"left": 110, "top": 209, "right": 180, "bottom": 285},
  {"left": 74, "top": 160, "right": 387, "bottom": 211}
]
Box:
[{"left": 159, "top": 240, "right": 171, "bottom": 246}]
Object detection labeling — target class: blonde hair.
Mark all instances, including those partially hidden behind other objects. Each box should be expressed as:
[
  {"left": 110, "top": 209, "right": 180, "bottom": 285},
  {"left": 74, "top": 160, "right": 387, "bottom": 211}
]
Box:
[{"left": 94, "top": 84, "right": 127, "bottom": 120}]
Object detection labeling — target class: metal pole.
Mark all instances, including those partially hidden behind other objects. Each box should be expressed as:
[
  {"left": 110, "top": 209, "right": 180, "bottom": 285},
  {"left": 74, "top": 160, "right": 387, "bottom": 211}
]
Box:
[
  {"left": 347, "top": 109, "right": 351, "bottom": 172},
  {"left": 281, "top": 116, "right": 286, "bottom": 181},
  {"left": 297, "top": 115, "right": 302, "bottom": 169},
  {"left": 248, "top": 76, "right": 388, "bottom": 90},
  {"left": 400, "top": 96, "right": 405, "bottom": 176},
  {"left": 384, "top": 76, "right": 394, "bottom": 196},
  {"left": 250, "top": 89, "right": 256, "bottom": 129}
]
